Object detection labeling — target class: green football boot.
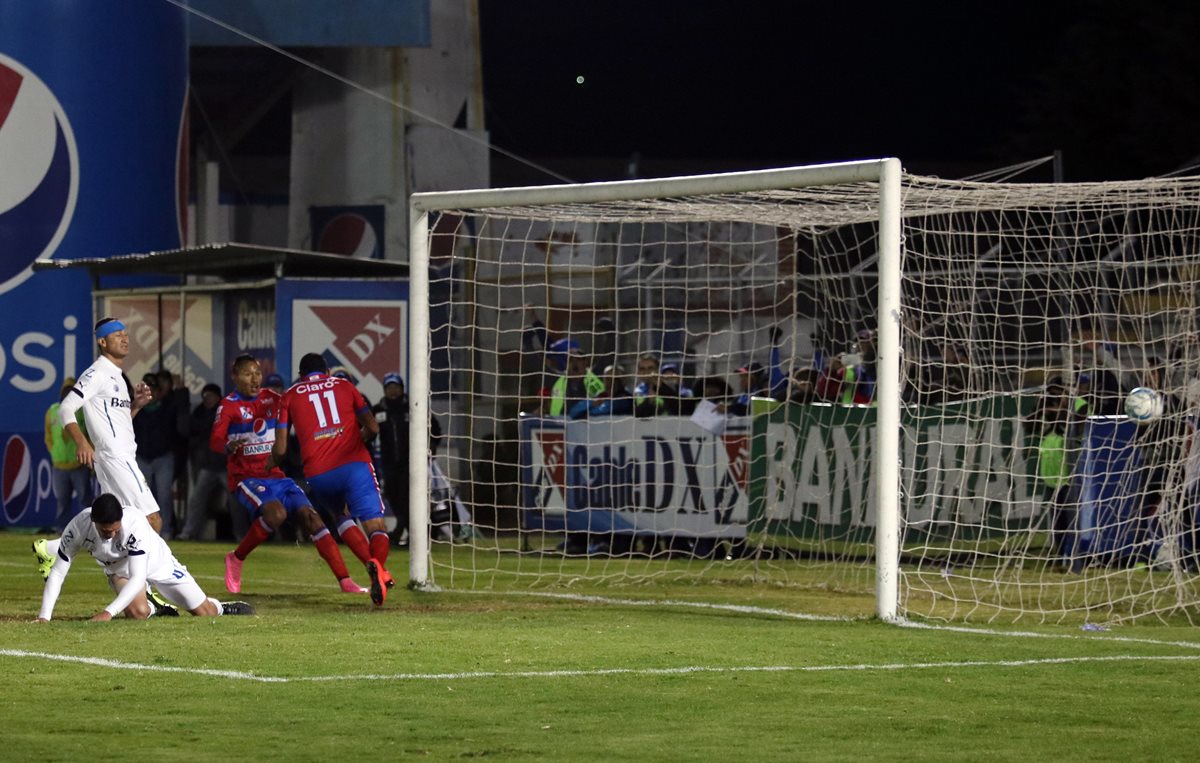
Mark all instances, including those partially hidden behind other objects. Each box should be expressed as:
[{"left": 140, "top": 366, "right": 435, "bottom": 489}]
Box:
[{"left": 32, "top": 539, "right": 53, "bottom": 580}]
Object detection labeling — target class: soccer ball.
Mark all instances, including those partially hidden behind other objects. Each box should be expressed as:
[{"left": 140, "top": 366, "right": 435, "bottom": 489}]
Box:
[{"left": 1125, "top": 387, "right": 1164, "bottom": 424}]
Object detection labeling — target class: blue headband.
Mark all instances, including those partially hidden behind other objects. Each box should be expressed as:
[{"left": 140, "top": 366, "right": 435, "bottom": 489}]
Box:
[{"left": 95, "top": 320, "right": 126, "bottom": 339}]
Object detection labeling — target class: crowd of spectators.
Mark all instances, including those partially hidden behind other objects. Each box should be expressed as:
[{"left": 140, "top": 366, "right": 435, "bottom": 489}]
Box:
[
  {"left": 511, "top": 310, "right": 1200, "bottom": 569},
  {"left": 518, "top": 308, "right": 888, "bottom": 421}
]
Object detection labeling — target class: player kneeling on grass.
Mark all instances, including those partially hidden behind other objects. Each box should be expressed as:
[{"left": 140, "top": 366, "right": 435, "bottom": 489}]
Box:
[
  {"left": 35, "top": 493, "right": 254, "bottom": 622},
  {"left": 214, "top": 354, "right": 367, "bottom": 595}
]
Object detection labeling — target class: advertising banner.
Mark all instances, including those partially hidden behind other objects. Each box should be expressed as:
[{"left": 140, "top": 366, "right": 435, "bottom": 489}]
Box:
[
  {"left": 1075, "top": 418, "right": 1146, "bottom": 561},
  {"left": 749, "top": 396, "right": 1045, "bottom": 544},
  {"left": 99, "top": 295, "right": 220, "bottom": 397},
  {"left": 520, "top": 416, "right": 750, "bottom": 538},
  {"left": 223, "top": 289, "right": 277, "bottom": 382},
  {"left": 277, "top": 280, "right": 408, "bottom": 405},
  {"left": 0, "top": 3, "right": 186, "bottom": 526},
  {"left": 310, "top": 204, "right": 385, "bottom": 259}
]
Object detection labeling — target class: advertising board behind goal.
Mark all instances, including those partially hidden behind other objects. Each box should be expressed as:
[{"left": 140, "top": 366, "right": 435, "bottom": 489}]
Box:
[
  {"left": 520, "top": 416, "right": 750, "bottom": 538},
  {"left": 749, "top": 395, "right": 1046, "bottom": 545}
]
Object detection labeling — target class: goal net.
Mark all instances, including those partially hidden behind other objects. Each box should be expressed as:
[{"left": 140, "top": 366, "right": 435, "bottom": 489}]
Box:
[{"left": 407, "top": 160, "right": 1200, "bottom": 625}]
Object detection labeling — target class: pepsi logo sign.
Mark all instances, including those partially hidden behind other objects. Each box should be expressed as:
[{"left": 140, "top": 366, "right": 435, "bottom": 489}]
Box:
[
  {"left": 0, "top": 54, "right": 80, "bottom": 296},
  {"left": 317, "top": 213, "right": 379, "bottom": 259},
  {"left": 2, "top": 435, "right": 32, "bottom": 522}
]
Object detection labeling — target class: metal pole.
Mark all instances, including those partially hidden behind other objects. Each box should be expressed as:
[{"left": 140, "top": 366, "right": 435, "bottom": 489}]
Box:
[
  {"left": 874, "top": 158, "right": 903, "bottom": 622},
  {"left": 408, "top": 207, "right": 432, "bottom": 588}
]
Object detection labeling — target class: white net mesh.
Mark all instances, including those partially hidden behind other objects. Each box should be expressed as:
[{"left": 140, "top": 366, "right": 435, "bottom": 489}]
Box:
[{"left": 415, "top": 169, "right": 1200, "bottom": 624}]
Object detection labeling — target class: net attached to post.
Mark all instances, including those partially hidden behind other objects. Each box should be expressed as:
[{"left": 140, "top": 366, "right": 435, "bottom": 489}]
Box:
[{"left": 414, "top": 168, "right": 1200, "bottom": 625}]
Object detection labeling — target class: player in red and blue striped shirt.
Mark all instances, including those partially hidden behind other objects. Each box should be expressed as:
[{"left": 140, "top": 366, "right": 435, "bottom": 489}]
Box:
[
  {"left": 213, "top": 354, "right": 366, "bottom": 596},
  {"left": 269, "top": 353, "right": 393, "bottom": 605}
]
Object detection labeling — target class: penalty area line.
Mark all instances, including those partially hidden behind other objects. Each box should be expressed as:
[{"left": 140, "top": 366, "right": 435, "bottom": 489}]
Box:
[{"left": 2, "top": 648, "right": 1198, "bottom": 684}]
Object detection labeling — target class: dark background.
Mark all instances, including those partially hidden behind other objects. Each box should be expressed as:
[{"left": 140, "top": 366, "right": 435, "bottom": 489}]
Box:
[
  {"left": 479, "top": 1, "right": 1200, "bottom": 184},
  {"left": 189, "top": 2, "right": 1200, "bottom": 195}
]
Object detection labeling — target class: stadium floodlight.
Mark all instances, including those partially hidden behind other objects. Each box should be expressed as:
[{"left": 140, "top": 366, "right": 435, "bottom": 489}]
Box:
[{"left": 408, "top": 160, "right": 1200, "bottom": 625}]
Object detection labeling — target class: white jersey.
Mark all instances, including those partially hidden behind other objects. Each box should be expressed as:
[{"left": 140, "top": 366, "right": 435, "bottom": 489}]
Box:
[
  {"left": 59, "top": 355, "right": 137, "bottom": 461},
  {"left": 57, "top": 507, "right": 172, "bottom": 578},
  {"left": 39, "top": 507, "right": 195, "bottom": 620}
]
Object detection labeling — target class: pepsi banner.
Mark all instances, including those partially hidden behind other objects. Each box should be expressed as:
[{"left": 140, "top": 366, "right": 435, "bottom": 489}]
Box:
[
  {"left": 520, "top": 417, "right": 750, "bottom": 538},
  {"left": 0, "top": 3, "right": 187, "bottom": 527},
  {"left": 310, "top": 205, "right": 385, "bottom": 259}
]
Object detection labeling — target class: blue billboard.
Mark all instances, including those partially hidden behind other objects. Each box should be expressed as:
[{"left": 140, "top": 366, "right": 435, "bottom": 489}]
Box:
[{"left": 0, "top": 2, "right": 187, "bottom": 527}]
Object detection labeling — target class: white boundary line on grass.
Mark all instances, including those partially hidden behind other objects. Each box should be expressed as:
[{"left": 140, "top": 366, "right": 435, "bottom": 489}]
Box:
[
  {"left": 893, "top": 617, "right": 1200, "bottom": 651},
  {"left": 0, "top": 649, "right": 289, "bottom": 682},
  {"left": 2, "top": 648, "right": 1198, "bottom": 683},
  {"left": 459, "top": 590, "right": 1200, "bottom": 651}
]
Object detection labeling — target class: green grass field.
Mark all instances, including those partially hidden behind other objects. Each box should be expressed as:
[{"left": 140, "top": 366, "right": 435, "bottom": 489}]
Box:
[{"left": 2, "top": 531, "right": 1199, "bottom": 762}]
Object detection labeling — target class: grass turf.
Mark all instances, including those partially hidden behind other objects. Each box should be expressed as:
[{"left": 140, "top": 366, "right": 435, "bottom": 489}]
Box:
[{"left": 1, "top": 532, "right": 1198, "bottom": 761}]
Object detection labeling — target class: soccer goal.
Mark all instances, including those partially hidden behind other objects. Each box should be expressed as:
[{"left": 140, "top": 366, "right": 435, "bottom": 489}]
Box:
[{"left": 408, "top": 159, "right": 1200, "bottom": 625}]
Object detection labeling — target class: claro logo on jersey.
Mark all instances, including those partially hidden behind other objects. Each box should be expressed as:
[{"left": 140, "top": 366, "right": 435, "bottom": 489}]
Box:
[
  {"left": 0, "top": 54, "right": 80, "bottom": 296},
  {"left": 295, "top": 378, "right": 338, "bottom": 394}
]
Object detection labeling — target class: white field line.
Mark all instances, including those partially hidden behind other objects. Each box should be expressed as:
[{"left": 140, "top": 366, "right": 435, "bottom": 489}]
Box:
[
  {"left": 2, "top": 648, "right": 1198, "bottom": 684},
  {"left": 893, "top": 617, "right": 1200, "bottom": 651},
  {"left": 462, "top": 590, "right": 1200, "bottom": 651}
]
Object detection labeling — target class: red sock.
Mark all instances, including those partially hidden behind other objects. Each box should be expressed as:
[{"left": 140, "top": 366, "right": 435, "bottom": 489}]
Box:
[
  {"left": 338, "top": 520, "right": 372, "bottom": 565},
  {"left": 369, "top": 531, "right": 390, "bottom": 568},
  {"left": 312, "top": 528, "right": 351, "bottom": 580},
  {"left": 235, "top": 517, "right": 272, "bottom": 560}
]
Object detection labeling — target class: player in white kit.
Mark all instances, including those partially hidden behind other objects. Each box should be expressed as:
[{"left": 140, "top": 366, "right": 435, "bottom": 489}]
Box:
[
  {"left": 35, "top": 493, "right": 254, "bottom": 621},
  {"left": 33, "top": 318, "right": 160, "bottom": 577},
  {"left": 36, "top": 494, "right": 250, "bottom": 619}
]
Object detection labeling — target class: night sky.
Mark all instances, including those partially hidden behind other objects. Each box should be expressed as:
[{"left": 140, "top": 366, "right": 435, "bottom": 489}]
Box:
[{"left": 479, "top": 1, "right": 1200, "bottom": 184}]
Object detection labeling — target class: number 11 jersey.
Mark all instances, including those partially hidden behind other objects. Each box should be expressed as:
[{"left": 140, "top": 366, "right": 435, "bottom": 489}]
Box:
[{"left": 277, "top": 372, "right": 373, "bottom": 477}]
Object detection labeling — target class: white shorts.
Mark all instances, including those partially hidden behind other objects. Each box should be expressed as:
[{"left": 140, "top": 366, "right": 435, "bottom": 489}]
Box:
[
  {"left": 107, "top": 559, "right": 208, "bottom": 612},
  {"left": 93, "top": 456, "right": 161, "bottom": 518}
]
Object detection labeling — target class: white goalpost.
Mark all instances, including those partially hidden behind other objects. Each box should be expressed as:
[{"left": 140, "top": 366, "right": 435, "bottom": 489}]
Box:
[{"left": 407, "top": 159, "right": 1200, "bottom": 626}]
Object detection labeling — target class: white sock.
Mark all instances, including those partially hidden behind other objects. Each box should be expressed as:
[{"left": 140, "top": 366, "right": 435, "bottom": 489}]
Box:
[
  {"left": 208, "top": 596, "right": 224, "bottom": 616},
  {"left": 46, "top": 538, "right": 61, "bottom": 557}
]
